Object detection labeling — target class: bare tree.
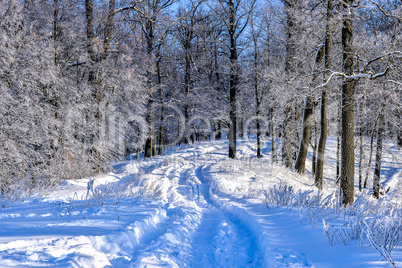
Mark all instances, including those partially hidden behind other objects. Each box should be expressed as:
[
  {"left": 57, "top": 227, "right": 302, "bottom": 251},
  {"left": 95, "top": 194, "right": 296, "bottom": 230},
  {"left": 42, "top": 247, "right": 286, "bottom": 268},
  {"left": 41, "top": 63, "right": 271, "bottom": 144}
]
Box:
[
  {"left": 294, "top": 45, "right": 323, "bottom": 173},
  {"left": 314, "top": 0, "right": 334, "bottom": 189},
  {"left": 174, "top": 0, "right": 204, "bottom": 145},
  {"left": 212, "top": 0, "right": 255, "bottom": 158}
]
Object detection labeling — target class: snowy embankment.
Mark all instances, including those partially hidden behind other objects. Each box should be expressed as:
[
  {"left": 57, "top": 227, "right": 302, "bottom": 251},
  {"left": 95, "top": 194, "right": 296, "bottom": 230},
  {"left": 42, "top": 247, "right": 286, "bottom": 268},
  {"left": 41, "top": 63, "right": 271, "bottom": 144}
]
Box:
[{"left": 0, "top": 139, "right": 401, "bottom": 267}]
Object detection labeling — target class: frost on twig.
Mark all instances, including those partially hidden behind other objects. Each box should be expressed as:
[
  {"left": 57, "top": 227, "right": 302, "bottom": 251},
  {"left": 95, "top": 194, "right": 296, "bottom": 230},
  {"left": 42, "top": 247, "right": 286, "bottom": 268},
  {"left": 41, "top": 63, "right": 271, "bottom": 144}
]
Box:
[{"left": 363, "top": 216, "right": 401, "bottom": 268}]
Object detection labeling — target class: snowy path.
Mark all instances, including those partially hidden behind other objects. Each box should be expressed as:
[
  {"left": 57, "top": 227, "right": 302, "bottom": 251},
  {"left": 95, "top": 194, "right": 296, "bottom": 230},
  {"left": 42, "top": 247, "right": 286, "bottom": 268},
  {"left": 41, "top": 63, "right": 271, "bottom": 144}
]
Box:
[
  {"left": 188, "top": 166, "right": 261, "bottom": 267},
  {"left": 130, "top": 150, "right": 262, "bottom": 267},
  {"left": 0, "top": 140, "right": 400, "bottom": 267}
]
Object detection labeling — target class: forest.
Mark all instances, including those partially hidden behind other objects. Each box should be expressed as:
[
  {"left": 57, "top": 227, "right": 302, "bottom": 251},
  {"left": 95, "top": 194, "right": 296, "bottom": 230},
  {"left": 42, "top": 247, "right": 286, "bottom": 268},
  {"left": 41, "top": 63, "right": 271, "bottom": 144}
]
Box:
[{"left": 0, "top": 0, "right": 401, "bottom": 206}]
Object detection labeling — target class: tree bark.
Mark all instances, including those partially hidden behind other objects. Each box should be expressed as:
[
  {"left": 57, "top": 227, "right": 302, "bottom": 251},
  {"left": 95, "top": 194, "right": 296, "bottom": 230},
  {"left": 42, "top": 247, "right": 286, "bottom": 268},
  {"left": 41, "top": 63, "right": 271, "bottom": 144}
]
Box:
[
  {"left": 157, "top": 50, "right": 164, "bottom": 155},
  {"left": 295, "top": 45, "right": 323, "bottom": 173},
  {"left": 104, "top": 0, "right": 115, "bottom": 56},
  {"left": 228, "top": 0, "right": 238, "bottom": 159},
  {"left": 143, "top": 11, "right": 155, "bottom": 158},
  {"left": 358, "top": 98, "right": 364, "bottom": 191},
  {"left": 364, "top": 110, "right": 381, "bottom": 188},
  {"left": 340, "top": 0, "right": 356, "bottom": 205},
  {"left": 238, "top": 118, "right": 244, "bottom": 139},
  {"left": 253, "top": 29, "right": 261, "bottom": 158},
  {"left": 311, "top": 104, "right": 318, "bottom": 175},
  {"left": 85, "top": 0, "right": 96, "bottom": 80},
  {"left": 315, "top": 0, "right": 333, "bottom": 189},
  {"left": 53, "top": 0, "right": 60, "bottom": 66},
  {"left": 373, "top": 107, "right": 385, "bottom": 199},
  {"left": 282, "top": 1, "right": 297, "bottom": 168},
  {"left": 158, "top": 101, "right": 165, "bottom": 155},
  {"left": 294, "top": 96, "right": 313, "bottom": 173},
  {"left": 144, "top": 101, "right": 153, "bottom": 158},
  {"left": 336, "top": 95, "right": 341, "bottom": 181},
  {"left": 270, "top": 106, "right": 277, "bottom": 163},
  {"left": 184, "top": 46, "right": 191, "bottom": 145},
  {"left": 216, "top": 120, "right": 222, "bottom": 140},
  {"left": 282, "top": 106, "right": 293, "bottom": 167},
  {"left": 152, "top": 110, "right": 157, "bottom": 156},
  {"left": 85, "top": 0, "right": 102, "bottom": 172}
]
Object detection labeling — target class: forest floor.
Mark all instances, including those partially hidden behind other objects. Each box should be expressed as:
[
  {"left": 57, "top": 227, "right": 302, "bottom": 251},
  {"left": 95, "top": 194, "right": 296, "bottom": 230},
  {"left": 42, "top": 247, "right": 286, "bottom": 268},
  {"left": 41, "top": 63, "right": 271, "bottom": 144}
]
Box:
[{"left": 0, "top": 138, "right": 401, "bottom": 267}]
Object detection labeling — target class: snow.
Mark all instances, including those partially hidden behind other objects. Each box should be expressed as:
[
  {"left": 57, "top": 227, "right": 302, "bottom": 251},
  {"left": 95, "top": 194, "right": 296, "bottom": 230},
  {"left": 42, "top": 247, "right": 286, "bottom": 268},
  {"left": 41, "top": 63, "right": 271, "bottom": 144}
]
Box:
[{"left": 0, "top": 139, "right": 400, "bottom": 267}]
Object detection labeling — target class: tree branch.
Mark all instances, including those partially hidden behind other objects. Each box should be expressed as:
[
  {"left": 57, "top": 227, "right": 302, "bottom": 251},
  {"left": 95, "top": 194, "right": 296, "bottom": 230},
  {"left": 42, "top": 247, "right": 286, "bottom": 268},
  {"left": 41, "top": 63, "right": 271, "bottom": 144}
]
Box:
[{"left": 368, "top": 0, "right": 402, "bottom": 23}]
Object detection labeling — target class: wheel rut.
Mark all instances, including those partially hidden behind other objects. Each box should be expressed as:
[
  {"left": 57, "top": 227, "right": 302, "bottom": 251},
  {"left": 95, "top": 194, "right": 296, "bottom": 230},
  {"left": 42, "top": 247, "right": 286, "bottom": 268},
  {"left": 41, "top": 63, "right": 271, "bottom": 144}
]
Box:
[{"left": 132, "top": 155, "right": 262, "bottom": 267}]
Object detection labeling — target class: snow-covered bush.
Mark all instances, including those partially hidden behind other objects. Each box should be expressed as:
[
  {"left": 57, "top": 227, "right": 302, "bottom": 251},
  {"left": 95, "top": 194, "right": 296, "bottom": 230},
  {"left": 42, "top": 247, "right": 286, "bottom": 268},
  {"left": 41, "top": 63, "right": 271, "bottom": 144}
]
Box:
[
  {"left": 263, "top": 184, "right": 402, "bottom": 267},
  {"left": 262, "top": 184, "right": 295, "bottom": 208},
  {"left": 56, "top": 175, "right": 163, "bottom": 217},
  {"left": 85, "top": 176, "right": 163, "bottom": 209},
  {"left": 364, "top": 214, "right": 401, "bottom": 268}
]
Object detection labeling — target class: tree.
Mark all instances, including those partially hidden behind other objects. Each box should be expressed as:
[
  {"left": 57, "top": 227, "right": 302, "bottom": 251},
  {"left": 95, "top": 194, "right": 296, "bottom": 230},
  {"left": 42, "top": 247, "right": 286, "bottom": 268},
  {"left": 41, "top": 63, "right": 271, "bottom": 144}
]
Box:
[
  {"left": 280, "top": 0, "right": 299, "bottom": 168},
  {"left": 312, "top": 0, "right": 400, "bottom": 204},
  {"left": 373, "top": 92, "right": 387, "bottom": 198},
  {"left": 213, "top": 0, "right": 255, "bottom": 158},
  {"left": 314, "top": 0, "right": 334, "bottom": 189},
  {"left": 228, "top": 0, "right": 239, "bottom": 159},
  {"left": 339, "top": 0, "right": 356, "bottom": 205},
  {"left": 250, "top": 12, "right": 263, "bottom": 158},
  {"left": 294, "top": 45, "right": 323, "bottom": 173},
  {"left": 173, "top": 0, "right": 204, "bottom": 145},
  {"left": 130, "top": 0, "right": 174, "bottom": 157}
]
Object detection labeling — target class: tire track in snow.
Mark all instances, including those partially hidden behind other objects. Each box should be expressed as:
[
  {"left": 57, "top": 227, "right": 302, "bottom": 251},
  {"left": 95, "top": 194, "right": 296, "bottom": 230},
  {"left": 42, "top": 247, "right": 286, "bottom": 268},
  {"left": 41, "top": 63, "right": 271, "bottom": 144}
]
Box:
[
  {"left": 132, "top": 153, "right": 262, "bottom": 267},
  {"left": 129, "top": 161, "right": 204, "bottom": 267},
  {"left": 188, "top": 165, "right": 262, "bottom": 267}
]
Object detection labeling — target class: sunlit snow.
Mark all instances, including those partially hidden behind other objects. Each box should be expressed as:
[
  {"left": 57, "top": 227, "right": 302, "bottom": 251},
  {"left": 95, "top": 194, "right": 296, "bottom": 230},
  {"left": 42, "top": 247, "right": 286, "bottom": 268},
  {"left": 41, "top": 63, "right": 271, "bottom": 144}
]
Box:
[{"left": 0, "top": 139, "right": 400, "bottom": 267}]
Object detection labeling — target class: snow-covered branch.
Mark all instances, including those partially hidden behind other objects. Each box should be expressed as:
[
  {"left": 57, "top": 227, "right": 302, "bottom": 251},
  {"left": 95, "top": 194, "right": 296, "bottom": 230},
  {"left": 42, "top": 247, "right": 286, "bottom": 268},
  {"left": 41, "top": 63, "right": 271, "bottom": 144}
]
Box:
[
  {"left": 368, "top": 0, "right": 402, "bottom": 23},
  {"left": 388, "top": 80, "right": 402, "bottom": 86},
  {"left": 309, "top": 67, "right": 392, "bottom": 92}
]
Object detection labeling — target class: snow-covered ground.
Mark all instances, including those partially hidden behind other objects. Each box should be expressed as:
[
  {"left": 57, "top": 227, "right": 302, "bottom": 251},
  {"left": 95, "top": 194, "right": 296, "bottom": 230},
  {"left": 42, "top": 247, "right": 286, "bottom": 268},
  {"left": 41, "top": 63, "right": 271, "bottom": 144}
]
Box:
[{"left": 0, "top": 138, "right": 401, "bottom": 267}]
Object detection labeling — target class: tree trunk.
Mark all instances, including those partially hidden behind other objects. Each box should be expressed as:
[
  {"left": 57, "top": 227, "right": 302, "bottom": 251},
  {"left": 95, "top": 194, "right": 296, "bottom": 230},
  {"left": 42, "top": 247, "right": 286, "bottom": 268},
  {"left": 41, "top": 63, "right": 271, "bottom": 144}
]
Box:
[
  {"left": 124, "top": 135, "right": 128, "bottom": 160},
  {"left": 143, "top": 10, "right": 156, "bottom": 159},
  {"left": 228, "top": 0, "right": 238, "bottom": 159},
  {"left": 85, "top": 0, "right": 95, "bottom": 63},
  {"left": 104, "top": 0, "right": 115, "bottom": 56},
  {"left": 152, "top": 53, "right": 159, "bottom": 157},
  {"left": 336, "top": 95, "right": 341, "bottom": 181},
  {"left": 152, "top": 106, "right": 157, "bottom": 156},
  {"left": 256, "top": 117, "right": 261, "bottom": 158},
  {"left": 156, "top": 51, "right": 164, "bottom": 155},
  {"left": 52, "top": 0, "right": 62, "bottom": 152},
  {"left": 184, "top": 50, "right": 191, "bottom": 145},
  {"left": 85, "top": 0, "right": 102, "bottom": 172},
  {"left": 358, "top": 98, "right": 364, "bottom": 191},
  {"left": 144, "top": 99, "right": 153, "bottom": 158},
  {"left": 294, "top": 96, "right": 313, "bottom": 173},
  {"left": 144, "top": 138, "right": 152, "bottom": 158},
  {"left": 311, "top": 104, "right": 318, "bottom": 175},
  {"left": 315, "top": 0, "right": 333, "bottom": 189},
  {"left": 53, "top": 0, "right": 60, "bottom": 66},
  {"left": 282, "top": 106, "right": 293, "bottom": 167},
  {"left": 364, "top": 110, "right": 381, "bottom": 188},
  {"left": 158, "top": 101, "right": 164, "bottom": 155},
  {"left": 282, "top": 2, "right": 297, "bottom": 168},
  {"left": 85, "top": 0, "right": 96, "bottom": 86},
  {"left": 373, "top": 108, "right": 385, "bottom": 199},
  {"left": 253, "top": 40, "right": 261, "bottom": 158},
  {"left": 340, "top": 0, "right": 356, "bottom": 205},
  {"left": 238, "top": 117, "right": 244, "bottom": 139},
  {"left": 216, "top": 120, "right": 222, "bottom": 140},
  {"left": 270, "top": 107, "right": 277, "bottom": 163},
  {"left": 295, "top": 45, "right": 324, "bottom": 173}
]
